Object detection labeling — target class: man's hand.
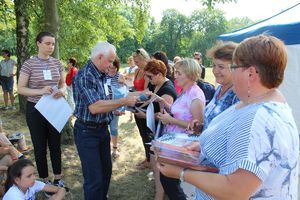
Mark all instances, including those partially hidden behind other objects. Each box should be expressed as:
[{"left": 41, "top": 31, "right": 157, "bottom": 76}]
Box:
[{"left": 122, "top": 96, "right": 137, "bottom": 107}]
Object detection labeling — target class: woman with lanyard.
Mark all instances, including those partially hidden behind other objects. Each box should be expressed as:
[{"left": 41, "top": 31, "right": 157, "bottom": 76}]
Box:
[
  {"left": 17, "top": 32, "right": 66, "bottom": 192},
  {"left": 203, "top": 41, "right": 239, "bottom": 130}
]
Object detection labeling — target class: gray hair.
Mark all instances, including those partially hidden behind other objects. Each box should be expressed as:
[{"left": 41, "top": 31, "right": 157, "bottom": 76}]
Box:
[{"left": 91, "top": 41, "right": 116, "bottom": 59}]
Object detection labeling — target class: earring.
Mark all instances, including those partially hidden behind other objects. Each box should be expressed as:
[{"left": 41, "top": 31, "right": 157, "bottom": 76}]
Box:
[{"left": 247, "top": 78, "right": 250, "bottom": 98}]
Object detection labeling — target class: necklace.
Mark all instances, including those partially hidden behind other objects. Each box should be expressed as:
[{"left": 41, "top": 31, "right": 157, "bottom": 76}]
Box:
[
  {"left": 217, "top": 84, "right": 233, "bottom": 100},
  {"left": 242, "top": 89, "right": 276, "bottom": 107}
]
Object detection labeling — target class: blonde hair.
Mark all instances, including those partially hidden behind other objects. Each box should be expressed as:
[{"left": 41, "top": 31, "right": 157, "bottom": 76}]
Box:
[
  {"left": 132, "top": 48, "right": 150, "bottom": 61},
  {"left": 175, "top": 59, "right": 201, "bottom": 82}
]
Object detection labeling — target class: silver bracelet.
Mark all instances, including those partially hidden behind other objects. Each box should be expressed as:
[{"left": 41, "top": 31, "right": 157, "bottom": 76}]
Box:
[{"left": 179, "top": 168, "right": 186, "bottom": 182}]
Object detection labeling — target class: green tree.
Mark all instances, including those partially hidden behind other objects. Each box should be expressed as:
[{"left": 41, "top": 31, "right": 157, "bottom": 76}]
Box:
[
  {"left": 14, "top": 0, "right": 30, "bottom": 112},
  {"left": 226, "top": 16, "right": 255, "bottom": 32},
  {"left": 189, "top": 8, "right": 227, "bottom": 65},
  {"left": 152, "top": 9, "right": 190, "bottom": 59},
  {"left": 199, "top": 0, "right": 237, "bottom": 8}
]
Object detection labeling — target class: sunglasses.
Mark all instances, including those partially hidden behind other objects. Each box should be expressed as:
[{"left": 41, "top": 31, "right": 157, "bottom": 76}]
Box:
[
  {"left": 136, "top": 49, "right": 147, "bottom": 59},
  {"left": 145, "top": 74, "right": 157, "bottom": 80}
]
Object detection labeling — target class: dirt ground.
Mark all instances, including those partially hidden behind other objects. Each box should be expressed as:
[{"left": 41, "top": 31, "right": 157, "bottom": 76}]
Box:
[{"left": 0, "top": 89, "right": 155, "bottom": 200}]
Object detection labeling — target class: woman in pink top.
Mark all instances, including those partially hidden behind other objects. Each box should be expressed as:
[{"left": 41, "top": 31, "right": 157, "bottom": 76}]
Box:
[
  {"left": 155, "top": 58, "right": 205, "bottom": 200},
  {"left": 157, "top": 59, "right": 205, "bottom": 134}
]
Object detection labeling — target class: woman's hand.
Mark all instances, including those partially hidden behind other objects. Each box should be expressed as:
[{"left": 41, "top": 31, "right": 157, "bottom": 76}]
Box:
[
  {"left": 40, "top": 86, "right": 53, "bottom": 95},
  {"left": 157, "top": 110, "right": 172, "bottom": 125},
  {"left": 184, "top": 141, "right": 201, "bottom": 152},
  {"left": 53, "top": 89, "right": 65, "bottom": 99},
  {"left": 187, "top": 119, "right": 203, "bottom": 134},
  {"left": 113, "top": 110, "right": 125, "bottom": 116},
  {"left": 144, "top": 91, "right": 164, "bottom": 103},
  {"left": 157, "top": 162, "right": 182, "bottom": 179}
]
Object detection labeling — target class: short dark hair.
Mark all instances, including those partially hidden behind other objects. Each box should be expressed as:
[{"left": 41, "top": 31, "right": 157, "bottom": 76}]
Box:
[
  {"left": 152, "top": 51, "right": 173, "bottom": 79},
  {"left": 113, "top": 57, "right": 120, "bottom": 72},
  {"left": 233, "top": 35, "right": 287, "bottom": 88},
  {"left": 68, "top": 57, "right": 77, "bottom": 67},
  {"left": 36, "top": 31, "right": 55, "bottom": 43},
  {"left": 2, "top": 49, "right": 10, "bottom": 57}
]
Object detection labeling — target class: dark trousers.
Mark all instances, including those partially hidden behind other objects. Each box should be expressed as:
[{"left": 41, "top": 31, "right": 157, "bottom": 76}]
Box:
[
  {"left": 74, "top": 120, "right": 112, "bottom": 200},
  {"left": 160, "top": 173, "right": 187, "bottom": 200},
  {"left": 26, "top": 102, "right": 62, "bottom": 178},
  {"left": 134, "top": 115, "right": 153, "bottom": 162}
]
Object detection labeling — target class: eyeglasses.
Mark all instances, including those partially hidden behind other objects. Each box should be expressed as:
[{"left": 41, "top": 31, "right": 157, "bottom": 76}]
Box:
[
  {"left": 229, "top": 64, "right": 245, "bottom": 70},
  {"left": 145, "top": 74, "right": 157, "bottom": 80},
  {"left": 136, "top": 49, "right": 147, "bottom": 59}
]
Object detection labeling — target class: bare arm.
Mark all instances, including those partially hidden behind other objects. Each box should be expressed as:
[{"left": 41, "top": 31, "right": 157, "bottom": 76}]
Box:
[
  {"left": 88, "top": 97, "right": 137, "bottom": 115},
  {"left": 17, "top": 73, "right": 52, "bottom": 97},
  {"left": 158, "top": 163, "right": 261, "bottom": 200},
  {"left": 44, "top": 185, "right": 66, "bottom": 200},
  {"left": 157, "top": 99, "right": 203, "bottom": 129},
  {"left": 53, "top": 70, "right": 66, "bottom": 98}
]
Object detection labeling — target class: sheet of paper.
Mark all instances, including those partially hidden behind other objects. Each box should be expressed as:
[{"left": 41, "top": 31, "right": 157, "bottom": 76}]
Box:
[
  {"left": 146, "top": 102, "right": 156, "bottom": 134},
  {"left": 35, "top": 94, "right": 73, "bottom": 133}
]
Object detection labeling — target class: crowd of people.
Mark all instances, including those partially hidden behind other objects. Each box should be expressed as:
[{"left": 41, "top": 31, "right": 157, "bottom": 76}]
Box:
[{"left": 0, "top": 31, "right": 298, "bottom": 200}]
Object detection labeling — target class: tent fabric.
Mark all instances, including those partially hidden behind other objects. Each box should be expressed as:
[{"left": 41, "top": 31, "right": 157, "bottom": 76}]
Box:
[
  {"left": 218, "top": 3, "right": 300, "bottom": 45},
  {"left": 218, "top": 3, "right": 300, "bottom": 130}
]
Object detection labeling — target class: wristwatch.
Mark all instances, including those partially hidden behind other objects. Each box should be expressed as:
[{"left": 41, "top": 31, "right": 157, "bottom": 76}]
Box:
[{"left": 179, "top": 168, "right": 186, "bottom": 182}]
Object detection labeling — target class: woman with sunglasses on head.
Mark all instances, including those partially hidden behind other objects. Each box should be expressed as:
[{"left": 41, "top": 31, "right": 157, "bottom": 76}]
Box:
[
  {"left": 144, "top": 59, "right": 177, "bottom": 200},
  {"left": 158, "top": 35, "right": 299, "bottom": 200},
  {"left": 132, "top": 48, "right": 152, "bottom": 169}
]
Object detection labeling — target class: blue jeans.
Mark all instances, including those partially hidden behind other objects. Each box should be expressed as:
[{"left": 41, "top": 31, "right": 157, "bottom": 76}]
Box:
[
  {"left": 109, "top": 115, "right": 119, "bottom": 136},
  {"left": 74, "top": 120, "right": 112, "bottom": 200}
]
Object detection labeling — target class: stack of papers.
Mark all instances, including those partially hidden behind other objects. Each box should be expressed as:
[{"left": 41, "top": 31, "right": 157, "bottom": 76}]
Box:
[{"left": 153, "top": 133, "right": 218, "bottom": 172}]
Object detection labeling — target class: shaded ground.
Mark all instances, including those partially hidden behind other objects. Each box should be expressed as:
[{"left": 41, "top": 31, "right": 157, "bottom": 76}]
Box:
[{"left": 0, "top": 90, "right": 155, "bottom": 200}]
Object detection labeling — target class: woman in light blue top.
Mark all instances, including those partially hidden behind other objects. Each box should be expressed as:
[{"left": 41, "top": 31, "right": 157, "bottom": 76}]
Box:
[
  {"left": 158, "top": 35, "right": 299, "bottom": 199},
  {"left": 203, "top": 41, "right": 239, "bottom": 130}
]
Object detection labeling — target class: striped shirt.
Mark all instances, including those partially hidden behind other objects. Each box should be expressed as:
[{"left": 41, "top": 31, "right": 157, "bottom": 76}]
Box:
[
  {"left": 20, "top": 56, "right": 64, "bottom": 103},
  {"left": 197, "top": 102, "right": 299, "bottom": 199},
  {"left": 73, "top": 60, "right": 112, "bottom": 123},
  {"left": 203, "top": 85, "right": 239, "bottom": 130}
]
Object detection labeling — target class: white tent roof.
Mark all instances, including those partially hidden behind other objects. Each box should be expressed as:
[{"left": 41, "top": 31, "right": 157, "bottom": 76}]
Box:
[
  {"left": 219, "top": 3, "right": 300, "bottom": 45},
  {"left": 218, "top": 3, "right": 300, "bottom": 130}
]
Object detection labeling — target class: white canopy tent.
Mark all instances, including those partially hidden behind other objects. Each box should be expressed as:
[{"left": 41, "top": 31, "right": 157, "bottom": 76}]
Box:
[{"left": 218, "top": 3, "right": 300, "bottom": 130}]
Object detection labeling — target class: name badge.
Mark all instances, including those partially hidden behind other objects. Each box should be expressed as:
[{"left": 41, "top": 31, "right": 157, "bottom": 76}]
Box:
[
  {"left": 43, "top": 70, "right": 52, "bottom": 80},
  {"left": 106, "top": 79, "right": 111, "bottom": 86},
  {"left": 104, "top": 83, "right": 109, "bottom": 96}
]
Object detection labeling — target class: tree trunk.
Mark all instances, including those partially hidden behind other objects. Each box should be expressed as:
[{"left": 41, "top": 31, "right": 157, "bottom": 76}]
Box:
[
  {"left": 14, "top": 0, "right": 30, "bottom": 112},
  {"left": 43, "top": 0, "right": 73, "bottom": 144},
  {"left": 43, "top": 0, "right": 59, "bottom": 58}
]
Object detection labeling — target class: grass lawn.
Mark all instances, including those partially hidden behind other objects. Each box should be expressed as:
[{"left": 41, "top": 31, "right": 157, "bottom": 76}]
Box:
[{"left": 0, "top": 68, "right": 215, "bottom": 200}]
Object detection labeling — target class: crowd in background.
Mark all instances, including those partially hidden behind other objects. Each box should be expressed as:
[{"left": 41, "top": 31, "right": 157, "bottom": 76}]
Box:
[{"left": 0, "top": 32, "right": 298, "bottom": 200}]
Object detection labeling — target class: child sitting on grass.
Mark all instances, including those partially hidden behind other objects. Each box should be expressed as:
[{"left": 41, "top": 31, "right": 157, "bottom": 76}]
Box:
[{"left": 3, "top": 159, "right": 66, "bottom": 200}]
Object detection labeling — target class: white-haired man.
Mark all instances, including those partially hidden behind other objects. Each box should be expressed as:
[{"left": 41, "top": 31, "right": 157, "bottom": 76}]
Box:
[{"left": 73, "top": 41, "right": 137, "bottom": 200}]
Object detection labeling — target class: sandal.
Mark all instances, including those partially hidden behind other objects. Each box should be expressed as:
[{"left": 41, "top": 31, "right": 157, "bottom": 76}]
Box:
[{"left": 112, "top": 146, "right": 120, "bottom": 159}]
